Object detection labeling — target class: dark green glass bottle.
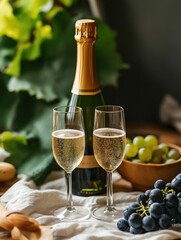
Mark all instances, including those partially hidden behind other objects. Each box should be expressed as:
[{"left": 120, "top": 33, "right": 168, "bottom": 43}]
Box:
[{"left": 68, "top": 19, "right": 107, "bottom": 196}]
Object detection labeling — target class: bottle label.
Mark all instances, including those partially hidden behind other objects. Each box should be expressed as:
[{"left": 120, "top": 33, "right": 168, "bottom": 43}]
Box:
[{"left": 77, "top": 155, "right": 100, "bottom": 168}]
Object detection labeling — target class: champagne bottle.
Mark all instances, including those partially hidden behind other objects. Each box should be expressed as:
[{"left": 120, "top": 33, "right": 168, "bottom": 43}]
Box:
[{"left": 68, "top": 19, "right": 107, "bottom": 196}]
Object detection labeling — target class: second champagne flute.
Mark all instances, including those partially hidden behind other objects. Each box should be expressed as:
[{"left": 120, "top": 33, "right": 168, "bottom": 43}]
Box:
[
  {"left": 91, "top": 105, "right": 126, "bottom": 222},
  {"left": 52, "top": 106, "right": 89, "bottom": 221}
]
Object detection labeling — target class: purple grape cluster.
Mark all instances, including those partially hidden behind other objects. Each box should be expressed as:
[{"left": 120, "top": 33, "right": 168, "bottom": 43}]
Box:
[{"left": 117, "top": 173, "right": 181, "bottom": 234}]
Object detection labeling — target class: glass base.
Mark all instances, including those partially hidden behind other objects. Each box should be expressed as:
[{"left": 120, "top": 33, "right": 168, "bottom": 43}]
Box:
[
  {"left": 91, "top": 205, "right": 122, "bottom": 222},
  {"left": 55, "top": 206, "right": 90, "bottom": 221}
]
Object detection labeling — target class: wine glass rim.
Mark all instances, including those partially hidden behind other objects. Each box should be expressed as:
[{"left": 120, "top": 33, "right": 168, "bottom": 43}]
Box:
[
  {"left": 95, "top": 105, "right": 124, "bottom": 113},
  {"left": 53, "top": 106, "right": 82, "bottom": 113}
]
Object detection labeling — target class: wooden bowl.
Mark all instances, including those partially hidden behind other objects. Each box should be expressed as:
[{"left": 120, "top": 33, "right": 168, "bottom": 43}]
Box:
[{"left": 117, "top": 144, "right": 181, "bottom": 191}]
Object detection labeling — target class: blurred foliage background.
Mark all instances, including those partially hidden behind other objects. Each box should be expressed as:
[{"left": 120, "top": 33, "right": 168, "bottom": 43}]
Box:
[{"left": 0, "top": 0, "right": 126, "bottom": 184}]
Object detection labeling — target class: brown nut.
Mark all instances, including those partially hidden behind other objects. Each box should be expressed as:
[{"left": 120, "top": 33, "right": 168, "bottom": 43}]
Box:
[
  {"left": 0, "top": 212, "right": 14, "bottom": 231},
  {"left": 11, "top": 226, "right": 28, "bottom": 240},
  {"left": 6, "top": 212, "right": 40, "bottom": 232}
]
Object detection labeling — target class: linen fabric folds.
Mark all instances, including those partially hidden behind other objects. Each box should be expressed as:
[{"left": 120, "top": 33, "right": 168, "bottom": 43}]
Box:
[{"left": 1, "top": 171, "right": 181, "bottom": 240}]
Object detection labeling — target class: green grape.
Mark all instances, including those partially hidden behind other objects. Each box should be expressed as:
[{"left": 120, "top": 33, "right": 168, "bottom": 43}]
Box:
[
  {"left": 132, "top": 159, "right": 142, "bottom": 163},
  {"left": 133, "top": 136, "right": 145, "bottom": 148},
  {"left": 152, "top": 157, "right": 163, "bottom": 164},
  {"left": 152, "top": 150, "right": 165, "bottom": 163},
  {"left": 167, "top": 149, "right": 180, "bottom": 160},
  {"left": 126, "top": 138, "right": 132, "bottom": 144},
  {"left": 157, "top": 143, "right": 169, "bottom": 155},
  {"left": 144, "top": 135, "right": 158, "bottom": 149},
  {"left": 125, "top": 143, "right": 138, "bottom": 158},
  {"left": 165, "top": 158, "right": 176, "bottom": 164},
  {"left": 138, "top": 147, "right": 152, "bottom": 162},
  {"left": 152, "top": 149, "right": 164, "bottom": 159}
]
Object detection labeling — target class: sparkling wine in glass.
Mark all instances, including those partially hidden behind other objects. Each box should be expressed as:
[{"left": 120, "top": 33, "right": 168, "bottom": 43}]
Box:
[
  {"left": 91, "top": 105, "right": 126, "bottom": 222},
  {"left": 52, "top": 106, "right": 89, "bottom": 221}
]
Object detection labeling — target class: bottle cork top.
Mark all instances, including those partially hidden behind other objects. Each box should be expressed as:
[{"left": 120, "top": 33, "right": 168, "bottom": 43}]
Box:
[{"left": 75, "top": 19, "right": 97, "bottom": 42}]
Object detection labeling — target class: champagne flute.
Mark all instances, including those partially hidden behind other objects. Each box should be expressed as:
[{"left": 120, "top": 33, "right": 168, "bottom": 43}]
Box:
[
  {"left": 91, "top": 105, "right": 126, "bottom": 222},
  {"left": 52, "top": 106, "right": 89, "bottom": 221}
]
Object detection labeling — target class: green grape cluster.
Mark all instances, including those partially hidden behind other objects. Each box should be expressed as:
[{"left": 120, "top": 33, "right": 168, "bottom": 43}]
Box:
[{"left": 125, "top": 135, "right": 180, "bottom": 164}]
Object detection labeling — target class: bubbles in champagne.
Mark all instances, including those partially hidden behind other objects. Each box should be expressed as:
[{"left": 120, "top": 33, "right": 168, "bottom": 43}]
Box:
[
  {"left": 93, "top": 128, "right": 126, "bottom": 172},
  {"left": 52, "top": 129, "right": 85, "bottom": 172}
]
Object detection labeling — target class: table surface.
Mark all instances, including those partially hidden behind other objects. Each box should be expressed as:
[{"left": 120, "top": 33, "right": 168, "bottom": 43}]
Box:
[{"left": 126, "top": 122, "right": 181, "bottom": 145}]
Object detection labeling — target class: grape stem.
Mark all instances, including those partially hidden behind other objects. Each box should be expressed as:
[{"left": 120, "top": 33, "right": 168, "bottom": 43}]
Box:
[
  {"left": 135, "top": 186, "right": 176, "bottom": 219},
  {"left": 136, "top": 201, "right": 149, "bottom": 217},
  {"left": 162, "top": 186, "right": 176, "bottom": 200}
]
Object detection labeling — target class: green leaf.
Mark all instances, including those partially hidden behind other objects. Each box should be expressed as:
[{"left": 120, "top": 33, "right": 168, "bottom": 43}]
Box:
[
  {"left": 22, "top": 22, "right": 52, "bottom": 61},
  {"left": 17, "top": 151, "right": 54, "bottom": 185},
  {"left": 16, "top": 0, "right": 50, "bottom": 18},
  {"left": 0, "top": 78, "right": 66, "bottom": 184},
  {"left": 0, "top": 0, "right": 20, "bottom": 39},
  {"left": 0, "top": 75, "right": 22, "bottom": 130},
  {"left": 1, "top": 130, "right": 55, "bottom": 185},
  {"left": 59, "top": 0, "right": 76, "bottom": 7},
  {"left": 0, "top": 36, "right": 17, "bottom": 70},
  {"left": 0, "top": 76, "right": 68, "bottom": 150},
  {"left": 6, "top": 12, "right": 76, "bottom": 101},
  {"left": 0, "top": 79, "right": 67, "bottom": 184},
  {"left": 15, "top": 12, "right": 35, "bottom": 42},
  {"left": 95, "top": 19, "right": 125, "bottom": 87},
  {"left": 46, "top": 6, "right": 64, "bottom": 19},
  {"left": 1, "top": 131, "right": 29, "bottom": 166},
  {"left": 4, "top": 12, "right": 125, "bottom": 101},
  {"left": 19, "top": 97, "right": 68, "bottom": 150},
  {"left": 5, "top": 20, "right": 52, "bottom": 76},
  {"left": 5, "top": 43, "right": 30, "bottom": 76},
  {"left": 0, "top": 77, "right": 67, "bottom": 152}
]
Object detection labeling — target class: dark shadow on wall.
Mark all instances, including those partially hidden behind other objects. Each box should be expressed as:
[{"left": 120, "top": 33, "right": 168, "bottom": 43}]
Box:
[{"left": 102, "top": 0, "right": 181, "bottom": 122}]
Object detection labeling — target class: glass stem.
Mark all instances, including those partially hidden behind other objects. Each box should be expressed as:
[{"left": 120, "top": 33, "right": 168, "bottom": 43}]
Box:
[
  {"left": 66, "top": 172, "right": 74, "bottom": 211},
  {"left": 107, "top": 172, "right": 114, "bottom": 211}
]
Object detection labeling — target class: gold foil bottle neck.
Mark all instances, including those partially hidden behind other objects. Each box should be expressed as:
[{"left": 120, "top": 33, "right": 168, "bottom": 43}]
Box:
[{"left": 75, "top": 19, "right": 97, "bottom": 42}]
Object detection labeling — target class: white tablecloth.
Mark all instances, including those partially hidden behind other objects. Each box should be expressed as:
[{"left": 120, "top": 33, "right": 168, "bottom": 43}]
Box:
[{"left": 1, "top": 171, "right": 181, "bottom": 240}]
